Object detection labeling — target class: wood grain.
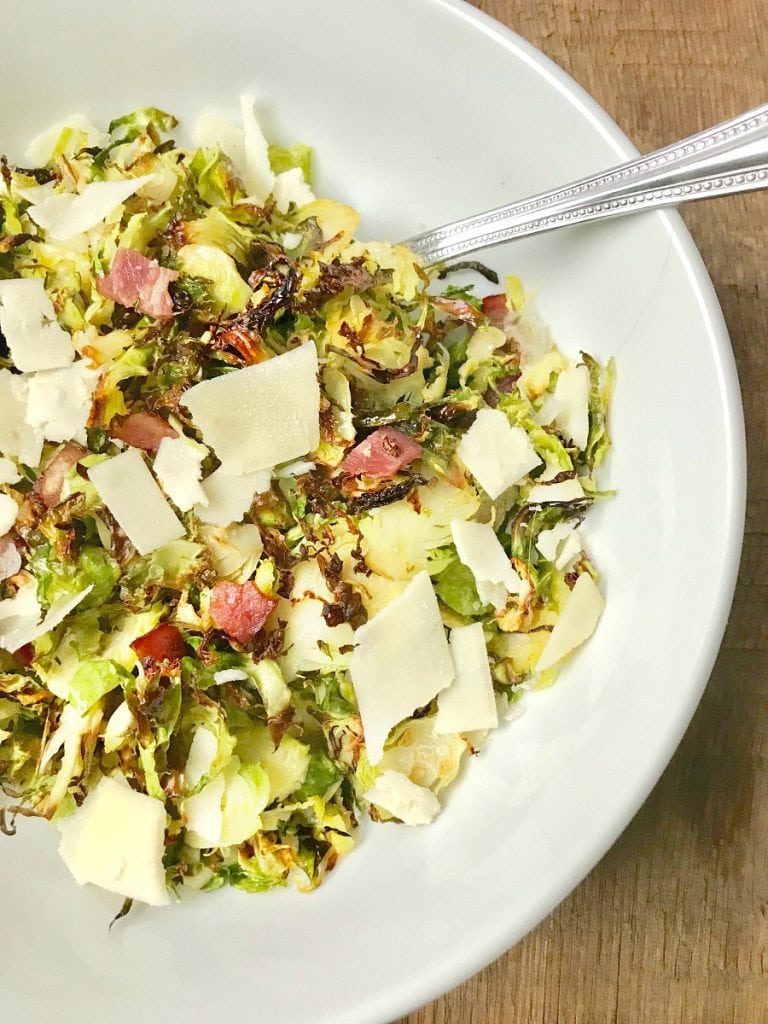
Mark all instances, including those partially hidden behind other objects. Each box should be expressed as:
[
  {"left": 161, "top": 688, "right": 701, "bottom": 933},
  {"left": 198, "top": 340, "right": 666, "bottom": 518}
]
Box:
[{"left": 400, "top": 1, "right": 768, "bottom": 1021}]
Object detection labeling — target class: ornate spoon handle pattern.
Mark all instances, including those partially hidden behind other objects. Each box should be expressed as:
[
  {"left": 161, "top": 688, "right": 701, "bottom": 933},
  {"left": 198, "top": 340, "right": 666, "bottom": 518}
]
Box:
[{"left": 404, "top": 104, "right": 768, "bottom": 265}]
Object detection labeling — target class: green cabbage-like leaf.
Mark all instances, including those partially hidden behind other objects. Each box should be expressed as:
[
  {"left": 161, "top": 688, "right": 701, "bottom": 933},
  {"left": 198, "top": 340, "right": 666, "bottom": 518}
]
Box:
[{"left": 66, "top": 659, "right": 130, "bottom": 712}]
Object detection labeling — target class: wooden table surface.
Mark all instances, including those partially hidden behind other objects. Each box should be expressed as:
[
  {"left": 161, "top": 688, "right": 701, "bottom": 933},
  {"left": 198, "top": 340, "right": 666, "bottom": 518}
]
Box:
[{"left": 401, "top": 1, "right": 768, "bottom": 1022}]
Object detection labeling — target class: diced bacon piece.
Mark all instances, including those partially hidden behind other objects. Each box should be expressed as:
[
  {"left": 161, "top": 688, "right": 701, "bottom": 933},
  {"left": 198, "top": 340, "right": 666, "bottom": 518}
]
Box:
[
  {"left": 209, "top": 581, "right": 277, "bottom": 646},
  {"left": 97, "top": 249, "right": 179, "bottom": 320},
  {"left": 14, "top": 643, "right": 34, "bottom": 667},
  {"left": 340, "top": 426, "right": 422, "bottom": 480},
  {"left": 33, "top": 443, "right": 88, "bottom": 508},
  {"left": 481, "top": 292, "right": 508, "bottom": 328},
  {"left": 130, "top": 622, "right": 188, "bottom": 667},
  {"left": 111, "top": 412, "right": 178, "bottom": 453}
]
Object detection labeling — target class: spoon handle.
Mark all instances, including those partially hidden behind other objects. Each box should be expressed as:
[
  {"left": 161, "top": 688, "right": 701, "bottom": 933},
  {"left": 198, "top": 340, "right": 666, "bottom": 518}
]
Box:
[{"left": 404, "top": 103, "right": 768, "bottom": 266}]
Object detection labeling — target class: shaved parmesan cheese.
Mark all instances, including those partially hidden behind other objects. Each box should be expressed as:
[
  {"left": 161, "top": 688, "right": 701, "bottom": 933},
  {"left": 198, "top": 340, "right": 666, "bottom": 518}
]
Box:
[
  {"left": 365, "top": 769, "right": 441, "bottom": 826},
  {"left": 26, "top": 174, "right": 154, "bottom": 243},
  {"left": 0, "top": 494, "right": 18, "bottom": 536},
  {"left": 25, "top": 361, "right": 100, "bottom": 443},
  {"left": 58, "top": 775, "right": 169, "bottom": 906},
  {"left": 185, "top": 727, "right": 219, "bottom": 789},
  {"left": 0, "top": 540, "right": 21, "bottom": 582},
  {"left": 537, "top": 364, "right": 590, "bottom": 450},
  {"left": 213, "top": 668, "right": 249, "bottom": 686},
  {"left": 0, "top": 581, "right": 39, "bottom": 653},
  {"left": 88, "top": 448, "right": 184, "bottom": 556},
  {"left": 26, "top": 114, "right": 107, "bottom": 165},
  {"left": 278, "top": 561, "right": 355, "bottom": 682},
  {"left": 0, "top": 729, "right": 10, "bottom": 746},
  {"left": 13, "top": 180, "right": 58, "bottom": 205},
  {"left": 183, "top": 342, "right": 320, "bottom": 475},
  {"left": 536, "top": 519, "right": 583, "bottom": 569},
  {"left": 536, "top": 572, "right": 604, "bottom": 672},
  {"left": 450, "top": 519, "right": 523, "bottom": 610},
  {"left": 458, "top": 408, "right": 541, "bottom": 499},
  {"left": 527, "top": 478, "right": 585, "bottom": 504},
  {"left": 272, "top": 167, "right": 315, "bottom": 213},
  {"left": 240, "top": 93, "right": 275, "bottom": 202},
  {"left": 191, "top": 110, "right": 245, "bottom": 175},
  {"left": 200, "top": 523, "right": 264, "bottom": 581},
  {"left": 194, "top": 465, "right": 272, "bottom": 527},
  {"left": 0, "top": 278, "right": 75, "bottom": 372},
  {"left": 435, "top": 623, "right": 498, "bottom": 734},
  {"left": 0, "top": 370, "right": 43, "bottom": 467},
  {"left": 350, "top": 571, "right": 454, "bottom": 764},
  {"left": 153, "top": 436, "right": 208, "bottom": 512},
  {"left": 0, "top": 582, "right": 92, "bottom": 653},
  {"left": 0, "top": 457, "right": 21, "bottom": 485}
]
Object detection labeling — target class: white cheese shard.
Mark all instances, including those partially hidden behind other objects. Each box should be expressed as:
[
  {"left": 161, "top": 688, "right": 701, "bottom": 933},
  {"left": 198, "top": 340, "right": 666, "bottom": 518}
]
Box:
[
  {"left": 58, "top": 775, "right": 169, "bottom": 907},
  {"left": 213, "top": 668, "right": 249, "bottom": 686},
  {"left": 191, "top": 110, "right": 246, "bottom": 173},
  {"left": 12, "top": 180, "right": 58, "bottom": 205},
  {"left": 26, "top": 114, "right": 107, "bottom": 166},
  {"left": 536, "top": 519, "right": 583, "bottom": 570},
  {"left": 0, "top": 457, "right": 21, "bottom": 485},
  {"left": 272, "top": 168, "right": 315, "bottom": 213},
  {"left": 199, "top": 523, "right": 263, "bottom": 582},
  {"left": 0, "top": 494, "right": 18, "bottom": 536},
  {"left": 281, "top": 231, "right": 303, "bottom": 250},
  {"left": 153, "top": 436, "right": 208, "bottom": 513},
  {"left": 26, "top": 174, "right": 154, "bottom": 243},
  {"left": 0, "top": 581, "right": 40, "bottom": 652},
  {"left": 537, "top": 364, "right": 590, "bottom": 450},
  {"left": 240, "top": 93, "right": 275, "bottom": 202},
  {"left": 194, "top": 465, "right": 272, "bottom": 527},
  {"left": 278, "top": 560, "right": 355, "bottom": 682},
  {"left": 535, "top": 572, "right": 605, "bottom": 673},
  {"left": 349, "top": 571, "right": 454, "bottom": 765},
  {"left": 25, "top": 361, "right": 100, "bottom": 444},
  {"left": 527, "top": 478, "right": 585, "bottom": 504},
  {"left": 88, "top": 448, "right": 185, "bottom": 556},
  {"left": 0, "top": 582, "right": 92, "bottom": 653},
  {"left": 0, "top": 371, "right": 44, "bottom": 467},
  {"left": 435, "top": 623, "right": 499, "bottom": 734},
  {"left": 365, "top": 769, "right": 441, "bottom": 826},
  {"left": 450, "top": 519, "right": 524, "bottom": 610},
  {"left": 183, "top": 342, "right": 320, "bottom": 475},
  {"left": 457, "top": 408, "right": 541, "bottom": 499},
  {"left": 0, "top": 278, "right": 75, "bottom": 372}
]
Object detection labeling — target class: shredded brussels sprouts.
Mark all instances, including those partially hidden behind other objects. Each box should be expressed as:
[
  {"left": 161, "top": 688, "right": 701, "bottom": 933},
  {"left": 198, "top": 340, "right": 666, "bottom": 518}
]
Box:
[{"left": 0, "top": 100, "right": 612, "bottom": 905}]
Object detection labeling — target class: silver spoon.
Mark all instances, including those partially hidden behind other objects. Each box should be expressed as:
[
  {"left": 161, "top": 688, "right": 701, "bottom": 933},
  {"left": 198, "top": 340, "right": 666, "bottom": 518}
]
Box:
[{"left": 403, "top": 103, "right": 768, "bottom": 266}]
